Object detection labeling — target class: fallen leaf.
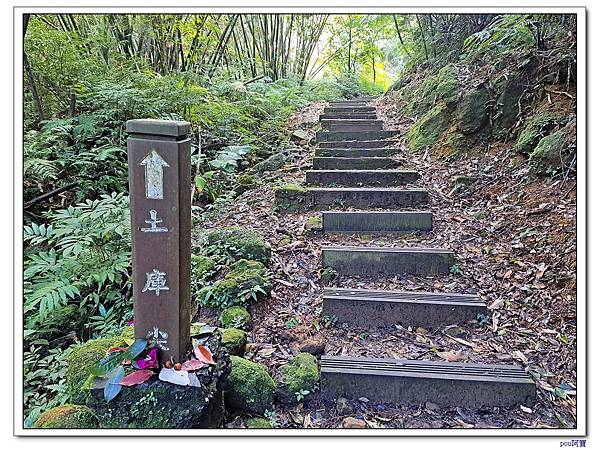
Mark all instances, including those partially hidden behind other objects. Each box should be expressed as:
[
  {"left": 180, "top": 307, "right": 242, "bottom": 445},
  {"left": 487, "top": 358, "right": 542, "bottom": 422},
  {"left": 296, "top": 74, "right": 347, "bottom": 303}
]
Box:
[
  {"left": 159, "top": 367, "right": 190, "bottom": 386},
  {"left": 181, "top": 359, "right": 206, "bottom": 371},
  {"left": 437, "top": 350, "right": 468, "bottom": 362},
  {"left": 489, "top": 298, "right": 504, "bottom": 310},
  {"left": 194, "top": 345, "right": 216, "bottom": 365},
  {"left": 120, "top": 369, "right": 154, "bottom": 386}
]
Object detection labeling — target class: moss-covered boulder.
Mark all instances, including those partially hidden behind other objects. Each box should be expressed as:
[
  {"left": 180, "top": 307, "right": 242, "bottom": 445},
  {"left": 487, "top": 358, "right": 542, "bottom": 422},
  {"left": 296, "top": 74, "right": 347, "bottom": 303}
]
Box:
[
  {"left": 516, "top": 112, "right": 569, "bottom": 154},
  {"left": 433, "top": 128, "right": 469, "bottom": 160},
  {"left": 208, "top": 259, "right": 271, "bottom": 309},
  {"left": 86, "top": 332, "right": 231, "bottom": 428},
  {"left": 436, "top": 64, "right": 460, "bottom": 105},
  {"left": 221, "top": 328, "right": 247, "bottom": 356},
  {"left": 34, "top": 404, "right": 99, "bottom": 429},
  {"left": 246, "top": 417, "right": 273, "bottom": 428},
  {"left": 276, "top": 353, "right": 320, "bottom": 404},
  {"left": 494, "top": 72, "right": 527, "bottom": 129},
  {"left": 192, "top": 254, "right": 216, "bottom": 282},
  {"left": 405, "top": 75, "right": 438, "bottom": 116},
  {"left": 235, "top": 174, "right": 258, "bottom": 194},
  {"left": 226, "top": 356, "right": 276, "bottom": 414},
  {"left": 220, "top": 306, "right": 251, "bottom": 330},
  {"left": 254, "top": 153, "right": 287, "bottom": 174},
  {"left": 273, "top": 183, "right": 307, "bottom": 213},
  {"left": 305, "top": 215, "right": 322, "bottom": 233},
  {"left": 529, "top": 129, "right": 567, "bottom": 175},
  {"left": 66, "top": 336, "right": 125, "bottom": 404},
  {"left": 406, "top": 103, "right": 450, "bottom": 153},
  {"left": 206, "top": 227, "right": 271, "bottom": 265},
  {"left": 457, "top": 87, "right": 490, "bottom": 134}
]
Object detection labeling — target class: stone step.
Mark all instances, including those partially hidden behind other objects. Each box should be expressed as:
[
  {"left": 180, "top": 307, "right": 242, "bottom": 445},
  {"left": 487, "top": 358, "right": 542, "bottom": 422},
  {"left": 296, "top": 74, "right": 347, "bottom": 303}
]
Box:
[
  {"left": 320, "top": 355, "right": 536, "bottom": 408},
  {"left": 322, "top": 211, "right": 432, "bottom": 232},
  {"left": 321, "top": 119, "right": 383, "bottom": 132},
  {"left": 324, "top": 106, "right": 376, "bottom": 114},
  {"left": 322, "top": 287, "right": 486, "bottom": 328},
  {"left": 328, "top": 101, "right": 369, "bottom": 107},
  {"left": 306, "top": 170, "right": 419, "bottom": 187},
  {"left": 318, "top": 140, "right": 395, "bottom": 149},
  {"left": 319, "top": 113, "right": 378, "bottom": 121},
  {"left": 321, "top": 246, "right": 453, "bottom": 276},
  {"left": 308, "top": 188, "right": 428, "bottom": 209},
  {"left": 317, "top": 130, "right": 398, "bottom": 142},
  {"left": 315, "top": 148, "right": 399, "bottom": 157},
  {"left": 312, "top": 157, "right": 396, "bottom": 170}
]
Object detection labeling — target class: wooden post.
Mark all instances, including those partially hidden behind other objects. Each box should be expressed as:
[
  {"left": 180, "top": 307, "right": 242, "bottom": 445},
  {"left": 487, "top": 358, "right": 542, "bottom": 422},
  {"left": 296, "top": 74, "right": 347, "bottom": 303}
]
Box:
[{"left": 126, "top": 119, "right": 192, "bottom": 365}]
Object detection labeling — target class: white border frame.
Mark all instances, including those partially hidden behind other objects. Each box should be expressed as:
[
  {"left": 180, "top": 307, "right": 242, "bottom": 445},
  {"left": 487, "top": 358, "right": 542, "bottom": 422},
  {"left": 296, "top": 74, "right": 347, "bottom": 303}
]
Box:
[{"left": 13, "top": 4, "right": 586, "bottom": 437}]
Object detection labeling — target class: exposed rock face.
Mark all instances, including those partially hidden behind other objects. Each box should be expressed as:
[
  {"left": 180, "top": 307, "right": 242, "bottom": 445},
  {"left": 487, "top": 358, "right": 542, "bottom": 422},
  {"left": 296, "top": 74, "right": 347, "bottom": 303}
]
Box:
[
  {"left": 436, "top": 64, "right": 460, "bottom": 105},
  {"left": 529, "top": 128, "right": 568, "bottom": 175},
  {"left": 406, "top": 104, "right": 450, "bottom": 153},
  {"left": 225, "top": 356, "right": 276, "bottom": 414},
  {"left": 294, "top": 336, "right": 326, "bottom": 355},
  {"left": 456, "top": 86, "right": 490, "bottom": 134},
  {"left": 86, "top": 332, "right": 230, "bottom": 429},
  {"left": 516, "top": 112, "right": 570, "bottom": 154},
  {"left": 254, "top": 152, "right": 287, "bottom": 174},
  {"left": 495, "top": 72, "right": 528, "bottom": 129}
]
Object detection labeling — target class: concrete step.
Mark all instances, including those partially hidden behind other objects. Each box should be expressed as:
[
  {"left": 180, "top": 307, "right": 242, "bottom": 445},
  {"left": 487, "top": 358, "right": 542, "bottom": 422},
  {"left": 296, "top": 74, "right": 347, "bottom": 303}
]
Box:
[
  {"left": 321, "top": 246, "right": 453, "bottom": 276},
  {"left": 324, "top": 106, "right": 376, "bottom": 114},
  {"left": 318, "top": 140, "right": 395, "bottom": 149},
  {"left": 315, "top": 148, "right": 399, "bottom": 157},
  {"left": 322, "top": 287, "right": 486, "bottom": 328},
  {"left": 312, "top": 157, "right": 396, "bottom": 170},
  {"left": 329, "top": 101, "right": 369, "bottom": 107},
  {"left": 317, "top": 130, "right": 398, "bottom": 142},
  {"left": 320, "top": 355, "right": 536, "bottom": 408},
  {"left": 306, "top": 170, "right": 419, "bottom": 187},
  {"left": 308, "top": 188, "right": 428, "bottom": 209},
  {"left": 322, "top": 211, "right": 432, "bottom": 232},
  {"left": 321, "top": 119, "right": 383, "bottom": 132},
  {"left": 319, "top": 113, "right": 378, "bottom": 121}
]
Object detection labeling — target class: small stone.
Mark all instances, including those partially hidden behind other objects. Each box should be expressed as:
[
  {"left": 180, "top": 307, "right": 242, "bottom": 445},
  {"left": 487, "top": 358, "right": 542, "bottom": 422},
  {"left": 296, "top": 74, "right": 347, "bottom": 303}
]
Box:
[
  {"left": 342, "top": 417, "right": 367, "bottom": 428},
  {"left": 335, "top": 397, "right": 354, "bottom": 415},
  {"left": 295, "top": 336, "right": 326, "bottom": 355},
  {"left": 425, "top": 401, "right": 440, "bottom": 411},
  {"left": 416, "top": 327, "right": 429, "bottom": 335}
]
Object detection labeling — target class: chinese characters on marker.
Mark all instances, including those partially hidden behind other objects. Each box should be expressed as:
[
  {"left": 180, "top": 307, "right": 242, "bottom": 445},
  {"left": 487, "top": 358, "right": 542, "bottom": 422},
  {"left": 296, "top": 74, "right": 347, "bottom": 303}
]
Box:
[
  {"left": 140, "top": 209, "right": 168, "bottom": 233},
  {"left": 142, "top": 268, "right": 170, "bottom": 296},
  {"left": 146, "top": 326, "right": 169, "bottom": 350}
]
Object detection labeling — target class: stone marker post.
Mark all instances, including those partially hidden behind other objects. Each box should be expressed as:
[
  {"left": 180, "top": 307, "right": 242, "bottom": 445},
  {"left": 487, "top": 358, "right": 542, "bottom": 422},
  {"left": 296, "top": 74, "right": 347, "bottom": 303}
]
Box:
[{"left": 126, "top": 119, "right": 192, "bottom": 365}]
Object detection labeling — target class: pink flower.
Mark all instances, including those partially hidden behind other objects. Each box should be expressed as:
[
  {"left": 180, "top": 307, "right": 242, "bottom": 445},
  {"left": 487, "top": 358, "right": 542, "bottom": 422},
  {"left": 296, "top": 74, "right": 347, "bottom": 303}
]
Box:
[{"left": 135, "top": 348, "right": 158, "bottom": 370}]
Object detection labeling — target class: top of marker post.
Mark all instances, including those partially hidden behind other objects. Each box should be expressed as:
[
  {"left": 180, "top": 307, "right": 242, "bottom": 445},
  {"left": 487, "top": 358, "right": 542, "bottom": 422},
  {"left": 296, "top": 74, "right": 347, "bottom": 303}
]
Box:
[{"left": 126, "top": 119, "right": 190, "bottom": 138}]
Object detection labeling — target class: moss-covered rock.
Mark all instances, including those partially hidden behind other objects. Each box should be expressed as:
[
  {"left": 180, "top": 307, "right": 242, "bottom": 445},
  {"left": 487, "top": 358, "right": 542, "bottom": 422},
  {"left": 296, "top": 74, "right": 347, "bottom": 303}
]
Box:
[
  {"left": 432, "top": 128, "right": 469, "bottom": 160},
  {"left": 206, "top": 227, "right": 271, "bottom": 265},
  {"left": 235, "top": 174, "right": 258, "bottom": 194},
  {"left": 66, "top": 336, "right": 125, "bottom": 404},
  {"left": 254, "top": 153, "right": 287, "bottom": 174},
  {"left": 221, "top": 328, "right": 247, "bottom": 356},
  {"left": 34, "top": 404, "right": 99, "bottom": 429},
  {"left": 494, "top": 72, "right": 527, "bottom": 129},
  {"left": 405, "top": 75, "right": 438, "bottom": 116},
  {"left": 208, "top": 259, "right": 271, "bottom": 309},
  {"left": 276, "top": 353, "right": 320, "bottom": 404},
  {"left": 529, "top": 129, "right": 567, "bottom": 175},
  {"left": 220, "top": 306, "right": 251, "bottom": 330},
  {"left": 192, "top": 254, "right": 216, "bottom": 282},
  {"left": 226, "top": 356, "right": 276, "bottom": 414},
  {"left": 406, "top": 103, "right": 450, "bottom": 153},
  {"left": 457, "top": 87, "right": 490, "bottom": 134},
  {"left": 273, "top": 183, "right": 307, "bottom": 213},
  {"left": 436, "top": 64, "right": 460, "bottom": 105},
  {"left": 305, "top": 215, "right": 322, "bottom": 233},
  {"left": 246, "top": 417, "right": 273, "bottom": 428},
  {"left": 516, "top": 112, "right": 569, "bottom": 154}
]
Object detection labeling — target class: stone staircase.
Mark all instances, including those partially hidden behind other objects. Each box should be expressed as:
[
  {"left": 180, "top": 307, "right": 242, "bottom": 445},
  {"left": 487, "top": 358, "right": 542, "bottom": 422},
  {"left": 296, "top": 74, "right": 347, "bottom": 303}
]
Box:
[{"left": 310, "top": 97, "right": 536, "bottom": 409}]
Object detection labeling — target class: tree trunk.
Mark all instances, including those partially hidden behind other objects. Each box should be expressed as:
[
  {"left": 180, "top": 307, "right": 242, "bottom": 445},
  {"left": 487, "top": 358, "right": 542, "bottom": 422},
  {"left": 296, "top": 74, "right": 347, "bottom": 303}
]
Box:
[{"left": 23, "top": 15, "right": 44, "bottom": 123}]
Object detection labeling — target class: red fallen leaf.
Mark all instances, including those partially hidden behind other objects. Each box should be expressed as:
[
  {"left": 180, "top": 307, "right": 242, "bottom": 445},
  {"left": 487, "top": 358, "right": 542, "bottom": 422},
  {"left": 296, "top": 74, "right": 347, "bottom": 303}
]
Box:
[
  {"left": 180, "top": 359, "right": 206, "bottom": 371},
  {"left": 119, "top": 369, "right": 155, "bottom": 386},
  {"left": 194, "top": 345, "right": 216, "bottom": 365},
  {"left": 107, "top": 346, "right": 128, "bottom": 354}
]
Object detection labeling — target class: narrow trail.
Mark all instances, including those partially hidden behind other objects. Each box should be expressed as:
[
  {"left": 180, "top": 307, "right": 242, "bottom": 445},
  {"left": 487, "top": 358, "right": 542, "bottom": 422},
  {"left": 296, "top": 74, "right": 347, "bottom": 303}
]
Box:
[{"left": 196, "top": 97, "right": 576, "bottom": 429}]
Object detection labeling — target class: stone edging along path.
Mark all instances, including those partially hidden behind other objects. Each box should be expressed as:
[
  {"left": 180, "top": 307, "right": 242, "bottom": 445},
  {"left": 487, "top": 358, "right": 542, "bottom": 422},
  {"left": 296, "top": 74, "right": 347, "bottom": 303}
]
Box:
[{"left": 299, "top": 97, "right": 537, "bottom": 409}]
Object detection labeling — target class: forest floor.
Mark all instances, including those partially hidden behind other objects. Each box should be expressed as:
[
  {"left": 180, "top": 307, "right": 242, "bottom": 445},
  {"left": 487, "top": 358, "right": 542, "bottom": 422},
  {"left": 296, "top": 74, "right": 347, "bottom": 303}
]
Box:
[{"left": 193, "top": 97, "right": 577, "bottom": 429}]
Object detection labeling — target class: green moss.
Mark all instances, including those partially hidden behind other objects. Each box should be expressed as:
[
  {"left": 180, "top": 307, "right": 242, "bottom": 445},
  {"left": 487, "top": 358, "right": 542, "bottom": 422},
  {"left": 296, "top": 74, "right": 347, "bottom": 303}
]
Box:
[
  {"left": 66, "top": 336, "right": 125, "bottom": 404},
  {"left": 433, "top": 129, "right": 468, "bottom": 160},
  {"left": 456, "top": 87, "right": 490, "bottom": 134},
  {"left": 320, "top": 267, "right": 337, "bottom": 284},
  {"left": 206, "top": 227, "right": 271, "bottom": 265},
  {"left": 436, "top": 64, "right": 460, "bottom": 105},
  {"left": 221, "top": 328, "right": 247, "bottom": 356},
  {"left": 273, "top": 183, "right": 308, "bottom": 213},
  {"left": 406, "top": 103, "right": 450, "bottom": 153},
  {"left": 406, "top": 75, "right": 438, "bottom": 116},
  {"left": 305, "top": 215, "right": 322, "bottom": 232},
  {"left": 255, "top": 153, "right": 287, "bottom": 174},
  {"left": 516, "top": 112, "right": 569, "bottom": 154},
  {"left": 34, "top": 404, "right": 99, "bottom": 429},
  {"left": 494, "top": 72, "right": 527, "bottom": 129},
  {"left": 279, "top": 353, "right": 319, "bottom": 404},
  {"left": 192, "top": 254, "right": 216, "bottom": 281},
  {"left": 208, "top": 259, "right": 271, "bottom": 309},
  {"left": 529, "top": 130, "right": 566, "bottom": 175},
  {"left": 226, "top": 356, "right": 275, "bottom": 414},
  {"left": 220, "top": 306, "right": 252, "bottom": 330},
  {"left": 236, "top": 174, "right": 258, "bottom": 194},
  {"left": 246, "top": 417, "right": 273, "bottom": 428}
]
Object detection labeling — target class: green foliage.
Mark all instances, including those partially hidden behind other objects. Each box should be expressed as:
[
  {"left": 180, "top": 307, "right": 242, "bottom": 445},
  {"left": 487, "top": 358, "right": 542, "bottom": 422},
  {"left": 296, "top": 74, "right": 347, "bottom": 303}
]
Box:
[{"left": 246, "top": 416, "right": 274, "bottom": 429}]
